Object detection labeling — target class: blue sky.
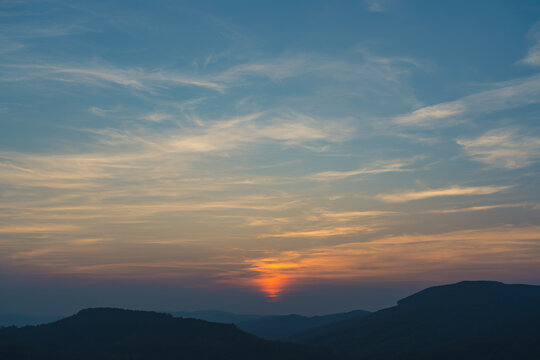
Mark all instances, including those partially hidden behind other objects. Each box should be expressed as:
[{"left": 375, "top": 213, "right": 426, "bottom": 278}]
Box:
[{"left": 1, "top": 0, "right": 540, "bottom": 315}]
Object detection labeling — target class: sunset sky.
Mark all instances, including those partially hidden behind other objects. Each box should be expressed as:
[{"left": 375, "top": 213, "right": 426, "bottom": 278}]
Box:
[{"left": 1, "top": 0, "right": 540, "bottom": 316}]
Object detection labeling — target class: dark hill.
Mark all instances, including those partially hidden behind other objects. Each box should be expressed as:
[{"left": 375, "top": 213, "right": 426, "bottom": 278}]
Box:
[
  {"left": 0, "top": 307, "right": 334, "bottom": 360},
  {"left": 172, "top": 310, "right": 263, "bottom": 324},
  {"left": 294, "top": 281, "right": 540, "bottom": 359},
  {"left": 237, "top": 310, "right": 370, "bottom": 340}
]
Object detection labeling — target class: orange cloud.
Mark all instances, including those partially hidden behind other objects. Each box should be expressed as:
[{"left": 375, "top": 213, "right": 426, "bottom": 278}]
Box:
[
  {"left": 243, "top": 225, "right": 540, "bottom": 298},
  {"left": 258, "top": 225, "right": 374, "bottom": 238},
  {"left": 377, "top": 185, "right": 512, "bottom": 202}
]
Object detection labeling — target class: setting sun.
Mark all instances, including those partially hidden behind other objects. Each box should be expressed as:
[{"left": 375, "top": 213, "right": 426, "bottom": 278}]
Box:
[{"left": 252, "top": 274, "right": 289, "bottom": 300}]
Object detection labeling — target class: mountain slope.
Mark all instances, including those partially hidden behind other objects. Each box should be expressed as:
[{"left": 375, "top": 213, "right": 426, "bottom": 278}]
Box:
[
  {"left": 0, "top": 314, "right": 64, "bottom": 327},
  {"left": 0, "top": 308, "right": 334, "bottom": 360},
  {"left": 295, "top": 281, "right": 540, "bottom": 359},
  {"left": 237, "top": 310, "right": 370, "bottom": 340},
  {"left": 172, "top": 310, "right": 263, "bottom": 324}
]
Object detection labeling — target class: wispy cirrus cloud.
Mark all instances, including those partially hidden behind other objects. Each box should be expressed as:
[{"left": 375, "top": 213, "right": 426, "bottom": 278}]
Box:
[
  {"left": 376, "top": 185, "right": 512, "bottom": 203},
  {"left": 0, "top": 109, "right": 352, "bottom": 250},
  {"left": 166, "top": 112, "right": 354, "bottom": 153},
  {"left": 0, "top": 224, "right": 79, "bottom": 233},
  {"left": 392, "top": 74, "right": 540, "bottom": 126},
  {"left": 0, "top": 24, "right": 89, "bottom": 38},
  {"left": 216, "top": 53, "right": 418, "bottom": 84},
  {"left": 457, "top": 128, "right": 540, "bottom": 169},
  {"left": 393, "top": 103, "right": 464, "bottom": 126},
  {"left": 0, "top": 64, "right": 225, "bottom": 91},
  {"left": 1, "top": 49, "right": 421, "bottom": 98},
  {"left": 364, "top": 0, "right": 386, "bottom": 12},
  {"left": 258, "top": 225, "right": 375, "bottom": 239},
  {"left": 6, "top": 224, "right": 540, "bottom": 283},
  {"left": 80, "top": 111, "right": 353, "bottom": 154},
  {"left": 520, "top": 21, "right": 540, "bottom": 67},
  {"left": 241, "top": 225, "right": 540, "bottom": 298},
  {"left": 317, "top": 210, "right": 397, "bottom": 221},
  {"left": 141, "top": 112, "right": 171, "bottom": 122},
  {"left": 425, "top": 203, "right": 530, "bottom": 214},
  {"left": 0, "top": 109, "right": 350, "bottom": 188},
  {"left": 310, "top": 161, "right": 410, "bottom": 181}
]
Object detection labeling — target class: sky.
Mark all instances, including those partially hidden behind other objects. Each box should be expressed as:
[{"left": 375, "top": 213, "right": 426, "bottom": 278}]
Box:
[{"left": 1, "top": 0, "right": 540, "bottom": 317}]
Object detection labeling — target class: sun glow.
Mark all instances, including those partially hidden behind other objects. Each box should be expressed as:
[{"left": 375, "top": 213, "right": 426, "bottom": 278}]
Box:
[{"left": 252, "top": 274, "right": 289, "bottom": 300}]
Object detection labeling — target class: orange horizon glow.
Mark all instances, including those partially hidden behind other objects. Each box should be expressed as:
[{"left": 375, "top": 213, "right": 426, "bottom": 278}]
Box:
[{"left": 252, "top": 274, "right": 290, "bottom": 300}]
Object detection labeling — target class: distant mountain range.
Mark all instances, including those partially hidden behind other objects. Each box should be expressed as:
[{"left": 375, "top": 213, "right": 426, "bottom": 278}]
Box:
[
  {"left": 0, "top": 314, "right": 63, "bottom": 327},
  {"left": 2, "top": 281, "right": 539, "bottom": 359},
  {"left": 173, "top": 309, "right": 371, "bottom": 340},
  {"left": 0, "top": 308, "right": 332, "bottom": 360},
  {"left": 172, "top": 310, "right": 263, "bottom": 324}
]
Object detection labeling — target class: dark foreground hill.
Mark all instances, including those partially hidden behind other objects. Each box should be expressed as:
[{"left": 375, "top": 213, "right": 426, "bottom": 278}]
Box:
[
  {"left": 294, "top": 281, "right": 540, "bottom": 359},
  {"left": 0, "top": 308, "right": 334, "bottom": 360},
  {"left": 236, "top": 310, "right": 370, "bottom": 340}
]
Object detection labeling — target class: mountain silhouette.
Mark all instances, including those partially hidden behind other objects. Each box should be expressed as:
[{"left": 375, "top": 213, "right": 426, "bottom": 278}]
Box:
[
  {"left": 0, "top": 314, "right": 64, "bottom": 327},
  {"left": 294, "top": 281, "right": 540, "bottom": 359},
  {"left": 236, "top": 310, "right": 370, "bottom": 340},
  {"left": 172, "top": 310, "right": 263, "bottom": 324},
  {"left": 0, "top": 308, "right": 334, "bottom": 360}
]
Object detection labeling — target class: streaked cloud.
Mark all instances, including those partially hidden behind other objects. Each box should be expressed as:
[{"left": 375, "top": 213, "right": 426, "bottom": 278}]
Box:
[
  {"left": 393, "top": 74, "right": 540, "bottom": 126},
  {"left": 310, "top": 161, "right": 409, "bottom": 181},
  {"left": 318, "top": 210, "right": 397, "bottom": 221},
  {"left": 364, "top": 0, "right": 386, "bottom": 12},
  {"left": 0, "top": 64, "right": 225, "bottom": 91},
  {"left": 0, "top": 111, "right": 352, "bottom": 190},
  {"left": 520, "top": 21, "right": 540, "bottom": 67},
  {"left": 0, "top": 24, "right": 89, "bottom": 38},
  {"left": 377, "top": 185, "right": 512, "bottom": 203},
  {"left": 168, "top": 112, "right": 354, "bottom": 153},
  {"left": 0, "top": 224, "right": 79, "bottom": 233},
  {"left": 425, "top": 203, "right": 530, "bottom": 214},
  {"left": 457, "top": 128, "right": 540, "bottom": 169},
  {"left": 393, "top": 102, "right": 464, "bottom": 126},
  {"left": 258, "top": 225, "right": 374, "bottom": 238},
  {"left": 141, "top": 113, "right": 171, "bottom": 122},
  {"left": 244, "top": 217, "right": 292, "bottom": 227},
  {"left": 0, "top": 49, "right": 420, "bottom": 96},
  {"left": 243, "top": 225, "right": 540, "bottom": 297}
]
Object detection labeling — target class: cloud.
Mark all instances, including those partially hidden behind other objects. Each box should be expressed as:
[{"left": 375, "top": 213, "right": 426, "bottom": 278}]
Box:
[
  {"left": 364, "top": 0, "right": 386, "bottom": 12},
  {"left": 242, "top": 225, "right": 540, "bottom": 296},
  {"left": 6, "top": 224, "right": 540, "bottom": 284},
  {"left": 141, "top": 113, "right": 171, "bottom": 122},
  {"left": 318, "top": 210, "right": 397, "bottom": 221},
  {"left": 1, "top": 50, "right": 423, "bottom": 113},
  {"left": 244, "top": 217, "right": 292, "bottom": 226},
  {"left": 0, "top": 64, "right": 225, "bottom": 91},
  {"left": 377, "top": 185, "right": 512, "bottom": 203},
  {"left": 258, "top": 225, "right": 374, "bottom": 238},
  {"left": 426, "top": 203, "right": 529, "bottom": 214},
  {"left": 214, "top": 53, "right": 416, "bottom": 84},
  {"left": 0, "top": 37, "right": 23, "bottom": 54},
  {"left": 0, "top": 24, "right": 89, "bottom": 38},
  {"left": 0, "top": 224, "right": 79, "bottom": 233},
  {"left": 392, "top": 74, "right": 540, "bottom": 126},
  {"left": 88, "top": 106, "right": 110, "bottom": 117},
  {"left": 217, "top": 57, "right": 311, "bottom": 83},
  {"left": 457, "top": 128, "right": 540, "bottom": 169},
  {"left": 310, "top": 161, "right": 409, "bottom": 181},
  {"left": 520, "top": 21, "right": 540, "bottom": 67},
  {"left": 393, "top": 102, "right": 464, "bottom": 126},
  {"left": 168, "top": 112, "right": 354, "bottom": 153}
]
